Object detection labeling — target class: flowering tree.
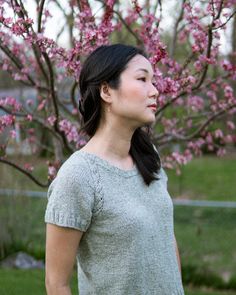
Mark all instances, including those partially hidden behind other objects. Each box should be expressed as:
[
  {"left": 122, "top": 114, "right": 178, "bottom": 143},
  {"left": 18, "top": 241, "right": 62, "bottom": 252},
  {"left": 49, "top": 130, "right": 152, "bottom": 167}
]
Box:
[{"left": 0, "top": 0, "right": 235, "bottom": 187}]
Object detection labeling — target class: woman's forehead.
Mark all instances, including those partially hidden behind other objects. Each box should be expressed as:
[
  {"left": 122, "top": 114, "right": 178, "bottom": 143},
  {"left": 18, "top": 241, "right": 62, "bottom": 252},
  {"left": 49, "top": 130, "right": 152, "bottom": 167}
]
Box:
[{"left": 125, "top": 55, "right": 153, "bottom": 75}]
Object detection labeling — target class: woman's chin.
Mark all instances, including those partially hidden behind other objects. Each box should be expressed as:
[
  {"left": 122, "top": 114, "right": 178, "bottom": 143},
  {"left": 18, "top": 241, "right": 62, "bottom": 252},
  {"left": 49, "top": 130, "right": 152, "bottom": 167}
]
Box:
[{"left": 145, "top": 114, "right": 156, "bottom": 124}]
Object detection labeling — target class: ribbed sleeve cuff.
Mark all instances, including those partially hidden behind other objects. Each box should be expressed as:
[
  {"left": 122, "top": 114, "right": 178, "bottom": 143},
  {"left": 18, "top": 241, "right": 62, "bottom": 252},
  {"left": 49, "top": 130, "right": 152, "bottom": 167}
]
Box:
[{"left": 44, "top": 208, "right": 89, "bottom": 232}]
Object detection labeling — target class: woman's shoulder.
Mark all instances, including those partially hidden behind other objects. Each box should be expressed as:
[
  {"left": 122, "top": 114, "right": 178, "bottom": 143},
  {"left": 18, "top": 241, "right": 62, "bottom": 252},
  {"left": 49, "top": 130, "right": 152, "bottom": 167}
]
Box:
[
  {"left": 47, "top": 150, "right": 95, "bottom": 199},
  {"left": 56, "top": 150, "right": 92, "bottom": 180}
]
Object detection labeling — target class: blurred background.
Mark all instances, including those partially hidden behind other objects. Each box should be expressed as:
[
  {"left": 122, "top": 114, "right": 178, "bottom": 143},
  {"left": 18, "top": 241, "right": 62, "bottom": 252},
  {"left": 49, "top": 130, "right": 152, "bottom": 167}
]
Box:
[{"left": 0, "top": 0, "right": 235, "bottom": 294}]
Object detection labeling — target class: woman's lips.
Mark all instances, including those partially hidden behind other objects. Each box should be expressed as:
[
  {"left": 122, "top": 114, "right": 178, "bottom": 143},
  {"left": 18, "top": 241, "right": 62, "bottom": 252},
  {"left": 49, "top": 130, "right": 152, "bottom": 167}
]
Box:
[{"left": 148, "top": 105, "right": 157, "bottom": 111}]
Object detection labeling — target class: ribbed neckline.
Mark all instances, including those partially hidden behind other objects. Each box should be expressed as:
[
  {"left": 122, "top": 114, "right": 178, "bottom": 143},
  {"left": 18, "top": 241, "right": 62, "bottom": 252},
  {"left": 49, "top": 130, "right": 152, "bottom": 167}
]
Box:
[{"left": 76, "top": 150, "right": 139, "bottom": 177}]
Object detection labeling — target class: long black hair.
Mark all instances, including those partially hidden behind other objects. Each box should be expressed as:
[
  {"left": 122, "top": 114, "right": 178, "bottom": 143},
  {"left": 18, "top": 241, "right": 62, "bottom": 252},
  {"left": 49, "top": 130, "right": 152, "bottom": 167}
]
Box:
[{"left": 78, "top": 44, "right": 161, "bottom": 186}]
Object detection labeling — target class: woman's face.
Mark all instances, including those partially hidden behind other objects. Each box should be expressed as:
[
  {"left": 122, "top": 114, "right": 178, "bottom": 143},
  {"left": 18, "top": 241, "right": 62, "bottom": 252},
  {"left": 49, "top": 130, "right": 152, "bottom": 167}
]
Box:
[{"left": 109, "top": 54, "right": 159, "bottom": 128}]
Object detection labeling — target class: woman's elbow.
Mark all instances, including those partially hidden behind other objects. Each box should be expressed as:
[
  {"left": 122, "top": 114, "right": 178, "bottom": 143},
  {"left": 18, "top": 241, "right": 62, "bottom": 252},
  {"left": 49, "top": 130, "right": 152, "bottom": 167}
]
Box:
[{"left": 45, "top": 276, "right": 71, "bottom": 295}]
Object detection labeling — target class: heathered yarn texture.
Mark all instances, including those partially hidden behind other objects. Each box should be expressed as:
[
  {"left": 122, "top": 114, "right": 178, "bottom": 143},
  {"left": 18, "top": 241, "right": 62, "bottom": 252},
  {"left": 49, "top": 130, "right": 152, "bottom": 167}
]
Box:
[{"left": 45, "top": 149, "right": 185, "bottom": 295}]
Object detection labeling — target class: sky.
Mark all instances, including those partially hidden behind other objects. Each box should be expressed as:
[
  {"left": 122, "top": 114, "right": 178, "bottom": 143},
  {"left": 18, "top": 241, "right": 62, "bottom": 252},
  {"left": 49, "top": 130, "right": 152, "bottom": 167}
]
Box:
[{"left": 8, "top": 0, "right": 235, "bottom": 55}]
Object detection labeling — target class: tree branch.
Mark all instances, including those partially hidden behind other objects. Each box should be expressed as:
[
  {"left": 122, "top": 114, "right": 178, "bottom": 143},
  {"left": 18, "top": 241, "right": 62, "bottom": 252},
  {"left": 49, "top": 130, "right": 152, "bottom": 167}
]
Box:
[
  {"left": 70, "top": 81, "right": 79, "bottom": 111},
  {"left": 170, "top": 0, "right": 186, "bottom": 58},
  {"left": 214, "top": 0, "right": 224, "bottom": 20},
  {"left": 41, "top": 53, "right": 74, "bottom": 153},
  {"left": 0, "top": 41, "right": 36, "bottom": 87},
  {"left": 192, "top": 26, "right": 213, "bottom": 91},
  {"left": 212, "top": 10, "right": 236, "bottom": 31},
  {"left": 37, "top": 0, "right": 46, "bottom": 33},
  {"left": 156, "top": 103, "right": 236, "bottom": 145},
  {"left": 8, "top": 0, "right": 50, "bottom": 85},
  {"left": 0, "top": 158, "right": 49, "bottom": 187},
  {"left": 0, "top": 105, "right": 63, "bottom": 144},
  {"left": 112, "top": 10, "right": 143, "bottom": 45}
]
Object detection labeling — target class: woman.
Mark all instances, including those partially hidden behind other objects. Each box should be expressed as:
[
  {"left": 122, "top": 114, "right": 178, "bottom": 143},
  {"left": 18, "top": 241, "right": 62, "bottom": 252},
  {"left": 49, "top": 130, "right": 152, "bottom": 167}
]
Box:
[{"left": 45, "top": 44, "right": 185, "bottom": 295}]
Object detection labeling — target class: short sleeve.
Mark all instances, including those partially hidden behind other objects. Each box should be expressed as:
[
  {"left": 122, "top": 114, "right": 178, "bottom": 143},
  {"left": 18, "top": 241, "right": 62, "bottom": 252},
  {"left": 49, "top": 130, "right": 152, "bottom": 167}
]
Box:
[{"left": 44, "top": 156, "right": 95, "bottom": 232}]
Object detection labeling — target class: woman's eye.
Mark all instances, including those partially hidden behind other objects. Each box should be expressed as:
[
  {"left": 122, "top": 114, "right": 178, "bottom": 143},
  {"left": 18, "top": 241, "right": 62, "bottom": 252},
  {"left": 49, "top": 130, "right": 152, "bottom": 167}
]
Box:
[{"left": 138, "top": 77, "right": 146, "bottom": 82}]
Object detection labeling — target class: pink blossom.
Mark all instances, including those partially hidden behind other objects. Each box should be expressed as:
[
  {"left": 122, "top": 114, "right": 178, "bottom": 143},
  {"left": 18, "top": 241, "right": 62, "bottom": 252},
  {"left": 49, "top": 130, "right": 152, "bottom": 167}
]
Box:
[
  {"left": 131, "top": 0, "right": 142, "bottom": 13},
  {"left": 0, "top": 0, "right": 235, "bottom": 176},
  {"left": 156, "top": 77, "right": 180, "bottom": 95},
  {"left": 221, "top": 60, "right": 233, "bottom": 71},
  {"left": 224, "top": 135, "right": 233, "bottom": 143},
  {"left": 171, "top": 151, "right": 190, "bottom": 165},
  {"left": 26, "top": 114, "right": 33, "bottom": 121},
  {"left": 72, "top": 108, "right": 78, "bottom": 115},
  {"left": 184, "top": 148, "right": 193, "bottom": 161},
  {"left": 24, "top": 163, "right": 34, "bottom": 172},
  {"left": 226, "top": 121, "right": 235, "bottom": 130},
  {"left": 214, "top": 129, "right": 224, "bottom": 138},
  {"left": 207, "top": 91, "right": 217, "bottom": 103},
  {"left": 48, "top": 165, "right": 57, "bottom": 178},
  {"left": 37, "top": 100, "right": 46, "bottom": 111},
  {"left": 47, "top": 116, "right": 56, "bottom": 126},
  {"left": 192, "top": 44, "right": 200, "bottom": 53},
  {"left": 0, "top": 96, "right": 21, "bottom": 111},
  {"left": 44, "top": 10, "right": 52, "bottom": 18},
  {"left": 124, "top": 9, "right": 139, "bottom": 25},
  {"left": 187, "top": 96, "right": 204, "bottom": 112},
  {"left": 26, "top": 99, "right": 33, "bottom": 106},
  {"left": 217, "top": 148, "right": 226, "bottom": 157},
  {"left": 206, "top": 133, "right": 213, "bottom": 144},
  {"left": 224, "top": 85, "right": 233, "bottom": 98},
  {"left": 10, "top": 130, "right": 16, "bottom": 138},
  {"left": 194, "top": 61, "right": 202, "bottom": 71},
  {"left": 0, "top": 115, "right": 15, "bottom": 129},
  {"left": 59, "top": 119, "right": 81, "bottom": 144},
  {"left": 207, "top": 144, "right": 214, "bottom": 151},
  {"left": 2, "top": 63, "right": 9, "bottom": 70},
  {"left": 187, "top": 139, "right": 204, "bottom": 156},
  {"left": 11, "top": 18, "right": 34, "bottom": 36}
]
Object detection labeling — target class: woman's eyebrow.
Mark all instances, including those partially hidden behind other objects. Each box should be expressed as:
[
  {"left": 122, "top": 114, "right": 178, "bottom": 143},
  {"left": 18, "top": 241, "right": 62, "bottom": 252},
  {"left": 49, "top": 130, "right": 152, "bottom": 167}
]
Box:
[
  {"left": 135, "top": 68, "right": 154, "bottom": 76},
  {"left": 136, "top": 68, "right": 149, "bottom": 73}
]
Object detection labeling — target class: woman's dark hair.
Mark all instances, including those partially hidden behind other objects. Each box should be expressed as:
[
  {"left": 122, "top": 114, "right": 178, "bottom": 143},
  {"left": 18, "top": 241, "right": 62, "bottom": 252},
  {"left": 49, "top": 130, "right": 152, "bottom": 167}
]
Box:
[{"left": 78, "top": 43, "right": 161, "bottom": 186}]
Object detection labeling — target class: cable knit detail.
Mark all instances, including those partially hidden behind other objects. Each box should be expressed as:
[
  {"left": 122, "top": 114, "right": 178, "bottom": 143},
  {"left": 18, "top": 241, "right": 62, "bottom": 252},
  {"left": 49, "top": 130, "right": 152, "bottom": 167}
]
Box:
[{"left": 79, "top": 153, "right": 104, "bottom": 217}]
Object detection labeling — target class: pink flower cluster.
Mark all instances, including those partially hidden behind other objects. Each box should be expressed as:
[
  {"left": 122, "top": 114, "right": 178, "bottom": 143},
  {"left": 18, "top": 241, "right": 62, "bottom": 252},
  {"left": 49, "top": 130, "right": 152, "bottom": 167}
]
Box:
[
  {"left": 48, "top": 164, "right": 57, "bottom": 180},
  {"left": 187, "top": 95, "right": 204, "bottom": 112},
  {"left": 74, "top": 2, "right": 116, "bottom": 56},
  {"left": 47, "top": 116, "right": 56, "bottom": 127},
  {"left": 163, "top": 149, "right": 193, "bottom": 174},
  {"left": 23, "top": 163, "right": 34, "bottom": 172},
  {"left": 0, "top": 0, "right": 235, "bottom": 179},
  {"left": 156, "top": 77, "right": 180, "bottom": 95},
  {"left": 11, "top": 17, "right": 33, "bottom": 36},
  {"left": 0, "top": 96, "right": 21, "bottom": 112},
  {"left": 0, "top": 114, "right": 15, "bottom": 133},
  {"left": 187, "top": 138, "right": 205, "bottom": 156},
  {"left": 59, "top": 119, "right": 82, "bottom": 147},
  {"left": 131, "top": 0, "right": 142, "bottom": 14}
]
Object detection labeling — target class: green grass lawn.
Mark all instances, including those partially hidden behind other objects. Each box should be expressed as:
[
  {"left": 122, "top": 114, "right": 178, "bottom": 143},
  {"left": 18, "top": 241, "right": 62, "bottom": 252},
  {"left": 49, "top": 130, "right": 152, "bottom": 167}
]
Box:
[
  {"left": 174, "top": 206, "right": 236, "bottom": 278},
  {"left": 0, "top": 269, "right": 78, "bottom": 295},
  {"left": 166, "top": 154, "right": 236, "bottom": 201},
  {"left": 0, "top": 269, "right": 235, "bottom": 295}
]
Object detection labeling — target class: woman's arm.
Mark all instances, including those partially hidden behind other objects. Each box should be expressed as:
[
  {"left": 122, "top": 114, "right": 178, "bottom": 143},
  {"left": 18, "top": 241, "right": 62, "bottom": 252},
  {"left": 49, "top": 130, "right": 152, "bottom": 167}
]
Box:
[
  {"left": 174, "top": 235, "right": 182, "bottom": 277},
  {"left": 45, "top": 223, "right": 84, "bottom": 295}
]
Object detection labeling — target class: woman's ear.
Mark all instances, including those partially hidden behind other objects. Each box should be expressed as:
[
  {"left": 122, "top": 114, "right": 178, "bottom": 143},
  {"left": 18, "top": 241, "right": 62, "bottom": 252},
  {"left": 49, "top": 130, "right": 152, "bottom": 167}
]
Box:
[{"left": 100, "top": 82, "right": 112, "bottom": 103}]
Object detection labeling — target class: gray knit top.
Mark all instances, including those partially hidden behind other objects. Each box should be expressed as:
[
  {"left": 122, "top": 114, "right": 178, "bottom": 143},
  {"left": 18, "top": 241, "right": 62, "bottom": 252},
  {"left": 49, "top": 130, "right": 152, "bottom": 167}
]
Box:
[{"left": 45, "top": 149, "right": 185, "bottom": 295}]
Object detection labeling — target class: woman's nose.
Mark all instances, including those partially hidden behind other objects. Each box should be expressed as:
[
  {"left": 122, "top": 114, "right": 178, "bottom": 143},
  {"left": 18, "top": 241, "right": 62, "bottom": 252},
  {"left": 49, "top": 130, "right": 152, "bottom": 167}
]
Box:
[{"left": 149, "top": 83, "right": 159, "bottom": 98}]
